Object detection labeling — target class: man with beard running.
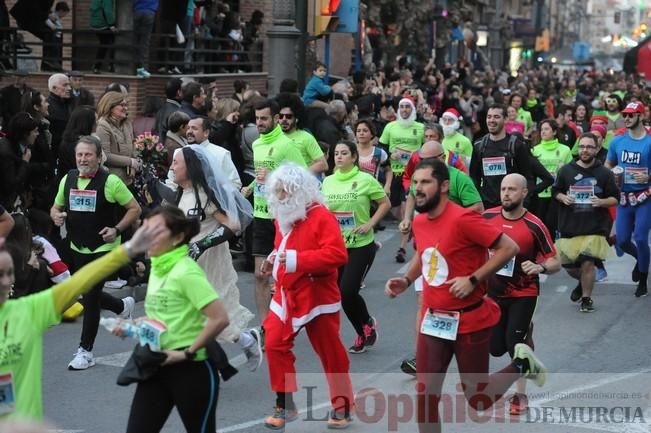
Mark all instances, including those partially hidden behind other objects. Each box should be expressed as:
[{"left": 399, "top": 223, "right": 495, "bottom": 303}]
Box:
[
  {"left": 556, "top": 132, "right": 618, "bottom": 310},
  {"left": 440, "top": 108, "right": 473, "bottom": 167},
  {"left": 385, "top": 158, "right": 546, "bottom": 433},
  {"left": 484, "top": 173, "right": 560, "bottom": 415},
  {"left": 242, "top": 99, "right": 306, "bottom": 320},
  {"left": 275, "top": 92, "right": 328, "bottom": 174},
  {"left": 261, "top": 163, "right": 355, "bottom": 430},
  {"left": 378, "top": 96, "right": 424, "bottom": 263},
  {"left": 398, "top": 140, "right": 483, "bottom": 376},
  {"left": 605, "top": 102, "right": 651, "bottom": 297},
  {"left": 470, "top": 104, "right": 533, "bottom": 209}
]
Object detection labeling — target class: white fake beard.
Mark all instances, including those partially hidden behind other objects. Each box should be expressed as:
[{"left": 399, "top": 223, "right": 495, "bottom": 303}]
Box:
[
  {"left": 442, "top": 121, "right": 460, "bottom": 137},
  {"left": 397, "top": 108, "right": 416, "bottom": 127},
  {"left": 271, "top": 198, "right": 308, "bottom": 236}
]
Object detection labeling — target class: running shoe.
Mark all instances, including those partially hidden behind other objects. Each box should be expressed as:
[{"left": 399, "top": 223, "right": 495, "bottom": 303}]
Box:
[
  {"left": 136, "top": 67, "right": 151, "bottom": 78},
  {"left": 363, "top": 317, "right": 378, "bottom": 346},
  {"left": 104, "top": 278, "right": 128, "bottom": 289},
  {"left": 509, "top": 393, "right": 529, "bottom": 415},
  {"left": 68, "top": 347, "right": 95, "bottom": 370},
  {"left": 244, "top": 328, "right": 263, "bottom": 372},
  {"left": 395, "top": 248, "right": 406, "bottom": 263},
  {"left": 513, "top": 343, "right": 547, "bottom": 387},
  {"left": 632, "top": 263, "right": 641, "bottom": 283},
  {"left": 327, "top": 410, "right": 352, "bottom": 429},
  {"left": 635, "top": 283, "right": 648, "bottom": 298},
  {"left": 579, "top": 297, "right": 595, "bottom": 313},
  {"left": 400, "top": 357, "right": 417, "bottom": 376},
  {"left": 264, "top": 406, "right": 298, "bottom": 430},
  {"left": 348, "top": 335, "right": 366, "bottom": 354},
  {"left": 595, "top": 267, "right": 608, "bottom": 282},
  {"left": 118, "top": 296, "right": 136, "bottom": 320},
  {"left": 570, "top": 283, "right": 582, "bottom": 303}
]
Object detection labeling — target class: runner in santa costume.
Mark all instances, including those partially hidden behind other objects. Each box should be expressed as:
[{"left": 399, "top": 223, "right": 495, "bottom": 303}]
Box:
[{"left": 261, "top": 162, "right": 355, "bottom": 430}]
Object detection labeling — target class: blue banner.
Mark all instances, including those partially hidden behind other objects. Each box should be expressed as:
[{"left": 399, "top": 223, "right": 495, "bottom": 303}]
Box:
[{"left": 334, "top": 0, "right": 359, "bottom": 33}]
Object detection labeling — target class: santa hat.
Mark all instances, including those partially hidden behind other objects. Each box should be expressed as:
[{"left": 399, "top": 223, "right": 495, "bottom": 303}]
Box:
[
  {"left": 590, "top": 114, "right": 608, "bottom": 124},
  {"left": 399, "top": 96, "right": 416, "bottom": 110},
  {"left": 442, "top": 108, "right": 461, "bottom": 121},
  {"left": 589, "top": 124, "right": 607, "bottom": 139}
]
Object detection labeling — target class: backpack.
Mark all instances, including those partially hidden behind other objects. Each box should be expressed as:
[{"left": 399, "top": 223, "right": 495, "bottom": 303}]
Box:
[
  {"left": 475, "top": 134, "right": 520, "bottom": 174},
  {"left": 371, "top": 146, "right": 383, "bottom": 179}
]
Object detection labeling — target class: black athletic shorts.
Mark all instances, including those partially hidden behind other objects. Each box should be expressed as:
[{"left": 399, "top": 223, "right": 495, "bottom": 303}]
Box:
[
  {"left": 390, "top": 174, "right": 406, "bottom": 207},
  {"left": 252, "top": 217, "right": 276, "bottom": 257}
]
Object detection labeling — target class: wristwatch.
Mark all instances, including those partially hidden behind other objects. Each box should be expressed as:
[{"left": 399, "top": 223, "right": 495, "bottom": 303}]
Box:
[
  {"left": 184, "top": 349, "right": 196, "bottom": 360},
  {"left": 469, "top": 275, "right": 479, "bottom": 287},
  {"left": 114, "top": 226, "right": 122, "bottom": 236}
]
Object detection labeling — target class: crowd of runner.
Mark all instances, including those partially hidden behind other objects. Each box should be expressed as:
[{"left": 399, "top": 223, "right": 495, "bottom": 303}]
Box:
[{"left": 0, "top": 57, "right": 649, "bottom": 432}]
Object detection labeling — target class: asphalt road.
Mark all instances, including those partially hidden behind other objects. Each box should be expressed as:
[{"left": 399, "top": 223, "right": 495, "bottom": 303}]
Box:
[{"left": 41, "top": 224, "right": 651, "bottom": 433}]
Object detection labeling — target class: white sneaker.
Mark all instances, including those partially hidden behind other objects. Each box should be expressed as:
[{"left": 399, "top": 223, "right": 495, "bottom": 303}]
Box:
[
  {"left": 68, "top": 347, "right": 95, "bottom": 370},
  {"left": 243, "top": 329, "right": 263, "bottom": 372},
  {"left": 119, "top": 296, "right": 135, "bottom": 320},
  {"left": 104, "top": 279, "right": 128, "bottom": 289}
]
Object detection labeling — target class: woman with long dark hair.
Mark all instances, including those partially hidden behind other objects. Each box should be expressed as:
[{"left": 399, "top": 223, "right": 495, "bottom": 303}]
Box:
[
  {"left": 169, "top": 145, "right": 261, "bottom": 370},
  {"left": 321, "top": 140, "right": 390, "bottom": 354},
  {"left": 57, "top": 106, "right": 97, "bottom": 179},
  {"left": 123, "top": 205, "right": 230, "bottom": 433},
  {"left": 22, "top": 91, "right": 55, "bottom": 210},
  {"left": 0, "top": 112, "right": 40, "bottom": 210}
]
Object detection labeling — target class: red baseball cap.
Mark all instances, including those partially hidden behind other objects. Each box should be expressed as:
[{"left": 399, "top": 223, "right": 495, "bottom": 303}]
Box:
[{"left": 622, "top": 102, "right": 646, "bottom": 114}]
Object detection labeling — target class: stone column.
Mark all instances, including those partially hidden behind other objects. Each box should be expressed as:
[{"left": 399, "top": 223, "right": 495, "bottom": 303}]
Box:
[{"left": 267, "top": 0, "right": 302, "bottom": 95}]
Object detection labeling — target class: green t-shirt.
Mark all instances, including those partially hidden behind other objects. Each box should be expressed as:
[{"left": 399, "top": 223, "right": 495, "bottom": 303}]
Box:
[
  {"left": 252, "top": 125, "right": 307, "bottom": 219},
  {"left": 532, "top": 139, "right": 573, "bottom": 198},
  {"left": 409, "top": 166, "right": 481, "bottom": 207},
  {"left": 0, "top": 290, "right": 60, "bottom": 420},
  {"left": 379, "top": 120, "right": 424, "bottom": 175},
  {"left": 517, "top": 107, "right": 533, "bottom": 131},
  {"left": 55, "top": 172, "right": 135, "bottom": 254},
  {"left": 442, "top": 132, "right": 473, "bottom": 159},
  {"left": 286, "top": 129, "right": 324, "bottom": 166},
  {"left": 322, "top": 166, "right": 386, "bottom": 248},
  {"left": 145, "top": 256, "right": 219, "bottom": 361}
]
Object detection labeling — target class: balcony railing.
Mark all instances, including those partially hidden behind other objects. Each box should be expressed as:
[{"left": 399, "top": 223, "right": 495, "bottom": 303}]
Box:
[{"left": 0, "top": 27, "right": 263, "bottom": 74}]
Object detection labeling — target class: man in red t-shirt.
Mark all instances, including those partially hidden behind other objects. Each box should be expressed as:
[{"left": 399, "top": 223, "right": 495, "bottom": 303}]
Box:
[
  {"left": 386, "top": 159, "right": 547, "bottom": 433},
  {"left": 484, "top": 173, "right": 560, "bottom": 416}
]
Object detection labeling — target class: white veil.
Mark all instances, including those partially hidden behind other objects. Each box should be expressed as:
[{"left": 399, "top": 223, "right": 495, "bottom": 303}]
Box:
[{"left": 185, "top": 144, "right": 253, "bottom": 231}]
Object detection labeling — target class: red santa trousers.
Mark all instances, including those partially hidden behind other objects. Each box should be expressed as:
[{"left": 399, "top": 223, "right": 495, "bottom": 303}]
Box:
[{"left": 264, "top": 311, "right": 354, "bottom": 413}]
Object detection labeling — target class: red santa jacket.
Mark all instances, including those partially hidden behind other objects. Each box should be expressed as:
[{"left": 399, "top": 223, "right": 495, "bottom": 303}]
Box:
[
  {"left": 402, "top": 149, "right": 468, "bottom": 192},
  {"left": 269, "top": 204, "right": 348, "bottom": 332}
]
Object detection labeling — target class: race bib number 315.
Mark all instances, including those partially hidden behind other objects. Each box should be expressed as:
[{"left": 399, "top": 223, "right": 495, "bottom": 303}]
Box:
[{"left": 69, "top": 189, "right": 97, "bottom": 212}]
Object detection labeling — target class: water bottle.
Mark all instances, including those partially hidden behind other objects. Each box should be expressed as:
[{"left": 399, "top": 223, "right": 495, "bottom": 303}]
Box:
[{"left": 99, "top": 317, "right": 139, "bottom": 339}]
